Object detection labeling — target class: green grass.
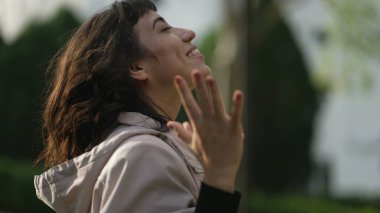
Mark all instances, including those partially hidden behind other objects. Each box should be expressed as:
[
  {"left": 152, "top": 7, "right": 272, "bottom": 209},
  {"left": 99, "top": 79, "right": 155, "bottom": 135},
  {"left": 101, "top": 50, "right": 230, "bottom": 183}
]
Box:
[{"left": 250, "top": 191, "right": 380, "bottom": 213}]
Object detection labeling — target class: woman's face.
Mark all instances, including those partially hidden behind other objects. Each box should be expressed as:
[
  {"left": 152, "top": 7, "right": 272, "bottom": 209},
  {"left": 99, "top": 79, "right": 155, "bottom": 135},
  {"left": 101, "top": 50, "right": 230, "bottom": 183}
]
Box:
[{"left": 133, "top": 10, "right": 210, "bottom": 88}]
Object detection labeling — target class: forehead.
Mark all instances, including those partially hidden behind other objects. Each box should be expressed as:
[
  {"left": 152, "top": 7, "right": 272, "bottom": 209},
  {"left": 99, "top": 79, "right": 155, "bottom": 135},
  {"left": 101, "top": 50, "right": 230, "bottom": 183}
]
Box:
[
  {"left": 133, "top": 10, "right": 169, "bottom": 49},
  {"left": 134, "top": 10, "right": 163, "bottom": 33}
]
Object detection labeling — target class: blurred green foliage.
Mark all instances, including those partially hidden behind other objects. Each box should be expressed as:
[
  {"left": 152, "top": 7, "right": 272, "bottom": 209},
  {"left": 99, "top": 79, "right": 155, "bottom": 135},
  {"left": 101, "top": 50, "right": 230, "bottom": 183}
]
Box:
[
  {"left": 326, "top": 0, "right": 380, "bottom": 56},
  {"left": 0, "top": 156, "right": 53, "bottom": 212},
  {"left": 198, "top": 29, "right": 219, "bottom": 67},
  {"left": 0, "top": 8, "right": 80, "bottom": 211},
  {"left": 315, "top": 0, "right": 380, "bottom": 92},
  {"left": 0, "top": 8, "right": 80, "bottom": 160}
]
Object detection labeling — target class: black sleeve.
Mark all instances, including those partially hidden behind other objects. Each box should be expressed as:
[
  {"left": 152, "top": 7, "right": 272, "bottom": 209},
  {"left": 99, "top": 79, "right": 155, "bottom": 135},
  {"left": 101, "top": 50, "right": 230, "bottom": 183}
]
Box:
[{"left": 195, "top": 182, "right": 241, "bottom": 213}]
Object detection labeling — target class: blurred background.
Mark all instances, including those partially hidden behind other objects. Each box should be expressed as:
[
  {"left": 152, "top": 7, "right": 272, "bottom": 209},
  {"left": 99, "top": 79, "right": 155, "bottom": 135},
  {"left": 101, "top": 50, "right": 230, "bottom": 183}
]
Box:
[{"left": 1, "top": 0, "right": 380, "bottom": 212}]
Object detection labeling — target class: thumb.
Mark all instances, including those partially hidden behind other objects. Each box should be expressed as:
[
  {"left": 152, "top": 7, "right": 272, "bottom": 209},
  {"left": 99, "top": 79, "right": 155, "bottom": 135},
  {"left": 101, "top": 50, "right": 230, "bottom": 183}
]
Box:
[{"left": 167, "top": 121, "right": 192, "bottom": 144}]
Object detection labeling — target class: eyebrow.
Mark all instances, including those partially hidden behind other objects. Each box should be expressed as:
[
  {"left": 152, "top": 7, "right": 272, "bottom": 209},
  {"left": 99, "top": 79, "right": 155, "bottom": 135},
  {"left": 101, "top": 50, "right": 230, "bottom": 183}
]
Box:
[{"left": 152, "top": 16, "right": 167, "bottom": 30}]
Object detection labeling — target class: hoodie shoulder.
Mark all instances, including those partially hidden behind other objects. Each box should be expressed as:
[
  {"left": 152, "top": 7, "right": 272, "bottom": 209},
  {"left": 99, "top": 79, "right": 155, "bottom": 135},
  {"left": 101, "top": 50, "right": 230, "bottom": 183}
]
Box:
[
  {"left": 33, "top": 127, "right": 164, "bottom": 212},
  {"left": 93, "top": 134, "right": 198, "bottom": 212}
]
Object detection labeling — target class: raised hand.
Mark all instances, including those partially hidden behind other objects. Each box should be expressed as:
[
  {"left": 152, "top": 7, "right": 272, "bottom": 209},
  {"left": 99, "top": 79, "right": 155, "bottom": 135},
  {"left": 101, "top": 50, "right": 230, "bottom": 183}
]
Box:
[{"left": 169, "top": 70, "right": 245, "bottom": 192}]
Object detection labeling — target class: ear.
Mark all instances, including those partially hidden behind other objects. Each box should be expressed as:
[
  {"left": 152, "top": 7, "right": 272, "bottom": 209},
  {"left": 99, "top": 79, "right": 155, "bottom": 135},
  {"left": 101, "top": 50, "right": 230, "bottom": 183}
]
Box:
[{"left": 129, "top": 63, "right": 148, "bottom": 81}]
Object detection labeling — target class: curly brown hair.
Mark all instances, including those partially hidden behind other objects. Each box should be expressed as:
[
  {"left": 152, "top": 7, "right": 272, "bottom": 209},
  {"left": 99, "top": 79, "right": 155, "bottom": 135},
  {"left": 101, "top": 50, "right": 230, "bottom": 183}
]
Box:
[{"left": 37, "top": 0, "right": 168, "bottom": 168}]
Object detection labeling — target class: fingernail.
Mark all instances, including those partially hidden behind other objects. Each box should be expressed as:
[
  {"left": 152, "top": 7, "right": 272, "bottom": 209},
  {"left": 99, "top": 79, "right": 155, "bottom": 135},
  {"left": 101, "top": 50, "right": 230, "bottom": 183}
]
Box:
[
  {"left": 207, "top": 77, "right": 214, "bottom": 85},
  {"left": 194, "top": 72, "right": 201, "bottom": 80},
  {"left": 236, "top": 92, "right": 242, "bottom": 101},
  {"left": 175, "top": 77, "right": 181, "bottom": 85}
]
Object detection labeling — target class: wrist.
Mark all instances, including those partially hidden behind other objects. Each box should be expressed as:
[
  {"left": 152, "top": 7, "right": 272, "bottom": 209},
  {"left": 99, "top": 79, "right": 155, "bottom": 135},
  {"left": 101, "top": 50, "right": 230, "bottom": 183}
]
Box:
[{"left": 203, "top": 170, "right": 236, "bottom": 193}]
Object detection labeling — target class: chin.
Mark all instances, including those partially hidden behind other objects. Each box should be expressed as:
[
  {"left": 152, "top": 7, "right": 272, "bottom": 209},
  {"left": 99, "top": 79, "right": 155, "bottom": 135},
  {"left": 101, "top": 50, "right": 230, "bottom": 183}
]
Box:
[{"left": 197, "top": 64, "right": 211, "bottom": 77}]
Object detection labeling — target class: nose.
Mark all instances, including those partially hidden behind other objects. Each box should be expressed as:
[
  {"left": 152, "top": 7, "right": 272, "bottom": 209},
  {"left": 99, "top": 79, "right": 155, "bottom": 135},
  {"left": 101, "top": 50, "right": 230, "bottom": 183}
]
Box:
[{"left": 179, "top": 28, "right": 196, "bottom": 42}]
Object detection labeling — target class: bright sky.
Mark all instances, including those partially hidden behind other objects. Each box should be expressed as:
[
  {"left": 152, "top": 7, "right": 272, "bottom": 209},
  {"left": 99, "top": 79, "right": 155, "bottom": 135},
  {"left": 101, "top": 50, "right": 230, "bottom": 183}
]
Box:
[{"left": 0, "top": 0, "right": 224, "bottom": 44}]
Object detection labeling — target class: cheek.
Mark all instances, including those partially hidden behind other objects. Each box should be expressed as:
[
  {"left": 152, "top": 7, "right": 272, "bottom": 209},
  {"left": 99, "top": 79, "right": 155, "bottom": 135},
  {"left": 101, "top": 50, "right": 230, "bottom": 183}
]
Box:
[{"left": 157, "top": 49, "right": 185, "bottom": 72}]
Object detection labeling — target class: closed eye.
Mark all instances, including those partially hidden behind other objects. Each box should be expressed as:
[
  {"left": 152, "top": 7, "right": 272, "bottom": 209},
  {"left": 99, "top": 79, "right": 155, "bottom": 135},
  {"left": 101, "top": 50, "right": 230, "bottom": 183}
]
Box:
[{"left": 161, "top": 26, "right": 172, "bottom": 32}]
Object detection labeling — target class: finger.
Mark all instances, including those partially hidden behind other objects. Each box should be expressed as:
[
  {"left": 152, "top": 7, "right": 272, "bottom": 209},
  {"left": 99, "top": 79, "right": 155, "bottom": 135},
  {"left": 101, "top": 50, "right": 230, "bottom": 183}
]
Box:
[
  {"left": 167, "top": 121, "right": 192, "bottom": 143},
  {"left": 192, "top": 70, "right": 213, "bottom": 115},
  {"left": 182, "top": 121, "right": 193, "bottom": 133},
  {"left": 230, "top": 90, "right": 244, "bottom": 132},
  {"left": 174, "top": 75, "right": 202, "bottom": 124},
  {"left": 206, "top": 76, "right": 226, "bottom": 116}
]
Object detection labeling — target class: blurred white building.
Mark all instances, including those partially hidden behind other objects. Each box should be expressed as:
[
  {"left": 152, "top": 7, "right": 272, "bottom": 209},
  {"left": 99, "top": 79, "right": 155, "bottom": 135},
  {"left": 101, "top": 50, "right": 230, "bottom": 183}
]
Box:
[
  {"left": 0, "top": 0, "right": 223, "bottom": 44},
  {"left": 277, "top": 0, "right": 380, "bottom": 199}
]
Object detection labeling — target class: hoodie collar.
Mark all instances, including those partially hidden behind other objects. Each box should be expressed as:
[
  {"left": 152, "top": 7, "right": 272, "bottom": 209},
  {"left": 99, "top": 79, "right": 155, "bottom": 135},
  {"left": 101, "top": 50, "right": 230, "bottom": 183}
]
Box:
[{"left": 118, "top": 112, "right": 162, "bottom": 129}]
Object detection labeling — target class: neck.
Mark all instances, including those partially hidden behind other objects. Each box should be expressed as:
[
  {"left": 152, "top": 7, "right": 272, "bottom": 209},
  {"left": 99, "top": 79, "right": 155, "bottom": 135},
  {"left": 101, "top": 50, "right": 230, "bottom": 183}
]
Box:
[
  {"left": 144, "top": 85, "right": 181, "bottom": 121},
  {"left": 151, "top": 98, "right": 181, "bottom": 121}
]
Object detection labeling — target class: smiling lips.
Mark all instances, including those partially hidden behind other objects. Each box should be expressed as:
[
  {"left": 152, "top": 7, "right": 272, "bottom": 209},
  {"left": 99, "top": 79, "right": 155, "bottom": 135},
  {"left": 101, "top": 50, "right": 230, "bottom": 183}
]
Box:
[{"left": 187, "top": 48, "right": 202, "bottom": 57}]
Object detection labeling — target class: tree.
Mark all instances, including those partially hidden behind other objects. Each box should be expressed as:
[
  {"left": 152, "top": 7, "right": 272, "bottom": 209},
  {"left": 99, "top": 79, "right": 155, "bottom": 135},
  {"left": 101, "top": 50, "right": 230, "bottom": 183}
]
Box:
[
  {"left": 0, "top": 8, "right": 80, "bottom": 159},
  {"left": 0, "top": 35, "right": 4, "bottom": 47},
  {"left": 246, "top": 0, "right": 319, "bottom": 192},
  {"left": 316, "top": 0, "right": 380, "bottom": 92}
]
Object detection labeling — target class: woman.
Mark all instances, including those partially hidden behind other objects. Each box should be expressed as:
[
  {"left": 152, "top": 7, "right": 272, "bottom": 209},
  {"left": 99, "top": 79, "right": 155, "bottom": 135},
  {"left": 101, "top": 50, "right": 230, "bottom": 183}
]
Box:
[{"left": 34, "top": 0, "right": 245, "bottom": 212}]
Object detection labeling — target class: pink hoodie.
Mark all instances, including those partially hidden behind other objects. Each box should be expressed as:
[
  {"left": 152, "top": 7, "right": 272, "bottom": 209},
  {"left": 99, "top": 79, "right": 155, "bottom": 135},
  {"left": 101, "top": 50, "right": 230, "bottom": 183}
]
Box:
[{"left": 34, "top": 112, "right": 204, "bottom": 213}]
